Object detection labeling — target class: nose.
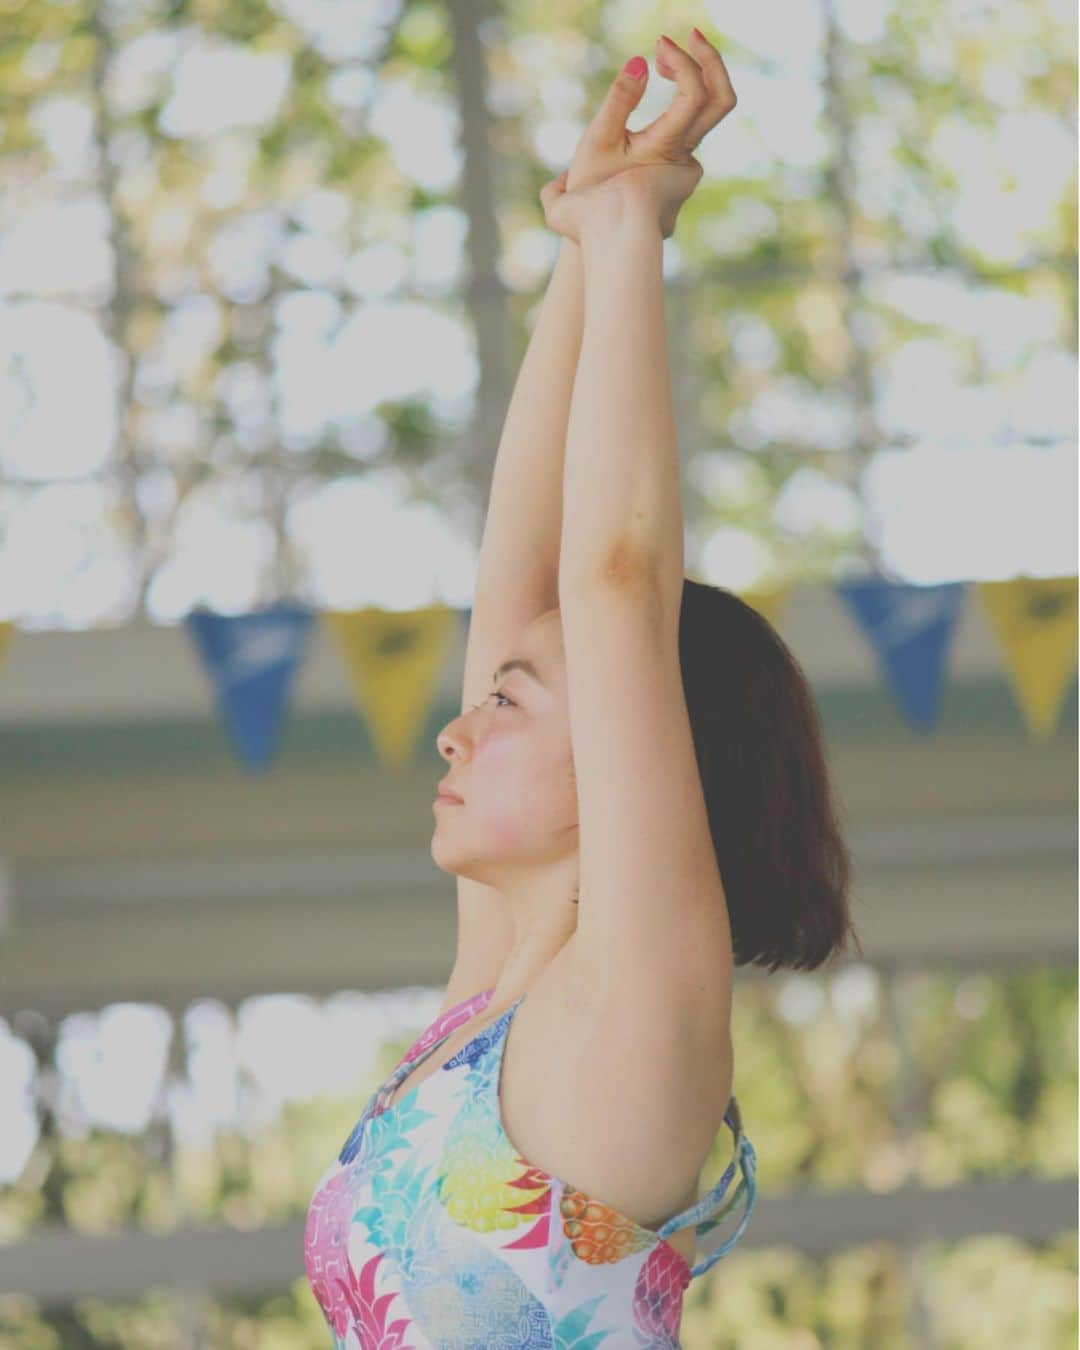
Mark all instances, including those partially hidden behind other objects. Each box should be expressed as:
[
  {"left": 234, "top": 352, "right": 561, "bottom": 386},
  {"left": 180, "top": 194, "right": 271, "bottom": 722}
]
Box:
[{"left": 436, "top": 708, "right": 475, "bottom": 762}]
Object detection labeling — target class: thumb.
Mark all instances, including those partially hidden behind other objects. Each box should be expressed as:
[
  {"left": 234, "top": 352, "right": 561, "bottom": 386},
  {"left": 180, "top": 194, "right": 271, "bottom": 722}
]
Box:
[{"left": 588, "top": 56, "right": 649, "bottom": 146}]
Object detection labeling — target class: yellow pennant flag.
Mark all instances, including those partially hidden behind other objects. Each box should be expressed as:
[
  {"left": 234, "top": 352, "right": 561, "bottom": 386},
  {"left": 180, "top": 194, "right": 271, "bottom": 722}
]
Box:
[
  {"left": 975, "top": 575, "right": 1078, "bottom": 741},
  {"left": 737, "top": 583, "right": 790, "bottom": 631},
  {"left": 323, "top": 604, "right": 459, "bottom": 772},
  {"left": 0, "top": 621, "right": 13, "bottom": 674}
]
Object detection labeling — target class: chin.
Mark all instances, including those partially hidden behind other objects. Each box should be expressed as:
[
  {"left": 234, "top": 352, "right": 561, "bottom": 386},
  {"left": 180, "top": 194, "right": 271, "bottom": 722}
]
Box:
[
  {"left": 430, "top": 836, "right": 454, "bottom": 871},
  {"left": 430, "top": 834, "right": 470, "bottom": 876},
  {"left": 429, "top": 840, "right": 492, "bottom": 888}
]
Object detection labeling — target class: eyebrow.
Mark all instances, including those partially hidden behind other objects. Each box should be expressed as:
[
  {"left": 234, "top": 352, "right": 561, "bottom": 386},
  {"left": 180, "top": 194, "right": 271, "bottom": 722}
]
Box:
[{"left": 492, "top": 657, "right": 544, "bottom": 687}]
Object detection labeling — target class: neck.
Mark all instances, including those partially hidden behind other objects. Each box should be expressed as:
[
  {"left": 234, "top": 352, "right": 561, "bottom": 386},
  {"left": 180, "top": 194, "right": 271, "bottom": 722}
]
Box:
[{"left": 484, "top": 872, "right": 579, "bottom": 1008}]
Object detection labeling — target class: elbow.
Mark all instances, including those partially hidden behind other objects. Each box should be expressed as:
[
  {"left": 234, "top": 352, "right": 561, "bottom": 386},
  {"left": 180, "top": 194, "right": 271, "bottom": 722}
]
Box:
[
  {"left": 559, "top": 536, "right": 683, "bottom": 622},
  {"left": 560, "top": 534, "right": 659, "bottom": 598},
  {"left": 595, "top": 536, "right": 661, "bottom": 588}
]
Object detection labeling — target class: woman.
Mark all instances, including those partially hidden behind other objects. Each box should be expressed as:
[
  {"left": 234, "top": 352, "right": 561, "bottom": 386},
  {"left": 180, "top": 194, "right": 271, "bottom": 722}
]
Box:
[{"left": 306, "top": 29, "right": 858, "bottom": 1347}]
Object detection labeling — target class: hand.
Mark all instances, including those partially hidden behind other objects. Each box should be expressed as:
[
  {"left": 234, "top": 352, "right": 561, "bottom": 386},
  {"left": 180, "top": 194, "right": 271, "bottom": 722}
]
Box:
[
  {"left": 562, "top": 29, "right": 737, "bottom": 197},
  {"left": 540, "top": 160, "right": 702, "bottom": 243}
]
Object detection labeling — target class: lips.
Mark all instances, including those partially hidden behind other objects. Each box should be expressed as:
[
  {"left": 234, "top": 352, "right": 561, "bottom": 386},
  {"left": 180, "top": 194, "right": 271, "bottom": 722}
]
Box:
[{"left": 436, "top": 781, "right": 464, "bottom": 802}]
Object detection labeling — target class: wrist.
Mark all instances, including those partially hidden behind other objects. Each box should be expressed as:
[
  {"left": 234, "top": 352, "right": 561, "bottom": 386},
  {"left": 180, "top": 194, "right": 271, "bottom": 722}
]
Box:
[
  {"left": 552, "top": 236, "right": 584, "bottom": 284},
  {"left": 578, "top": 203, "right": 663, "bottom": 256}
]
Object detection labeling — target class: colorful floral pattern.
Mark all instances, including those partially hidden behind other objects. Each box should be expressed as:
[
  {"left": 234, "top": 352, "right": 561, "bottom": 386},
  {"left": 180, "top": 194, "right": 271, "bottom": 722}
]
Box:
[{"left": 304, "top": 989, "right": 757, "bottom": 1348}]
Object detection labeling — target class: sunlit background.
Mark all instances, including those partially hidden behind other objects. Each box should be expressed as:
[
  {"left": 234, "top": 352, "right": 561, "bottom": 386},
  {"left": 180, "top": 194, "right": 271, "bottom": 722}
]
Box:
[{"left": 0, "top": 0, "right": 1076, "bottom": 1345}]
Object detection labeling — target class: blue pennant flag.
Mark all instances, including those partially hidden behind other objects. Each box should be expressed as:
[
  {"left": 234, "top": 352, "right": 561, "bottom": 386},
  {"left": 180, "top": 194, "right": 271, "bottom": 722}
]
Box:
[
  {"left": 834, "top": 579, "right": 966, "bottom": 733},
  {"left": 185, "top": 603, "right": 315, "bottom": 773}
]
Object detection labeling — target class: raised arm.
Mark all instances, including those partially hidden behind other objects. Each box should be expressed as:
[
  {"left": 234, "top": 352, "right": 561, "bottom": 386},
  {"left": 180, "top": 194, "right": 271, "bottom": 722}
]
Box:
[
  {"left": 545, "top": 31, "right": 736, "bottom": 588},
  {"left": 441, "top": 30, "right": 736, "bottom": 1012},
  {"left": 440, "top": 238, "right": 586, "bottom": 1014},
  {"left": 442, "top": 48, "right": 679, "bottom": 1011},
  {"left": 541, "top": 35, "right": 741, "bottom": 1008}
]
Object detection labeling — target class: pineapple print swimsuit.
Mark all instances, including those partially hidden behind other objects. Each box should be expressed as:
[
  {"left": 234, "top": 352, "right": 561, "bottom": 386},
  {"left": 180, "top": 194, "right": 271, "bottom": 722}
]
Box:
[{"left": 305, "top": 986, "right": 757, "bottom": 1348}]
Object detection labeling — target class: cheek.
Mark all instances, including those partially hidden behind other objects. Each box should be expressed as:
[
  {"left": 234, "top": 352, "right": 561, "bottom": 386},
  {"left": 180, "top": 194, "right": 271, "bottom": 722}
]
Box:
[{"left": 472, "top": 728, "right": 575, "bottom": 834}]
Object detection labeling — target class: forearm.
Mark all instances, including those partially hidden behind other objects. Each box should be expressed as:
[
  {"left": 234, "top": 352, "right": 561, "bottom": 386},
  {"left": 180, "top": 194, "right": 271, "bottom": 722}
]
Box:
[
  {"left": 474, "top": 238, "right": 585, "bottom": 599},
  {"left": 558, "top": 214, "right": 684, "bottom": 594}
]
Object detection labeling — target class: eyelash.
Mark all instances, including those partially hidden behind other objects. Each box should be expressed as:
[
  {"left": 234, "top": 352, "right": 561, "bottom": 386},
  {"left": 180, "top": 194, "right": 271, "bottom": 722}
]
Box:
[{"left": 472, "top": 689, "right": 513, "bottom": 711}]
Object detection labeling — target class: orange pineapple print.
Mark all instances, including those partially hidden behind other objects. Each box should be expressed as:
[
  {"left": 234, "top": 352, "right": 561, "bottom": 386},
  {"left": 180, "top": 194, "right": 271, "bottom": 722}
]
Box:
[{"left": 559, "top": 1187, "right": 656, "bottom": 1265}]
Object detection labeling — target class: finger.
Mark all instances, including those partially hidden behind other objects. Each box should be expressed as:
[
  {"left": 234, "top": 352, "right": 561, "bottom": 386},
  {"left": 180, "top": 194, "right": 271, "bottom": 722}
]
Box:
[
  {"left": 683, "top": 27, "right": 738, "bottom": 147},
  {"left": 584, "top": 55, "right": 651, "bottom": 150},
  {"left": 635, "top": 35, "right": 709, "bottom": 152}
]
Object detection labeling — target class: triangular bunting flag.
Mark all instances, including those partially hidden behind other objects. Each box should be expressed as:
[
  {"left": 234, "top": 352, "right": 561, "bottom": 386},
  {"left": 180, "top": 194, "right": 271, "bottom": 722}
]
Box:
[
  {"left": 975, "top": 575, "right": 1078, "bottom": 741},
  {"left": 185, "top": 603, "right": 315, "bottom": 774},
  {"left": 323, "top": 604, "right": 459, "bottom": 772},
  {"left": 835, "top": 579, "right": 966, "bottom": 733}
]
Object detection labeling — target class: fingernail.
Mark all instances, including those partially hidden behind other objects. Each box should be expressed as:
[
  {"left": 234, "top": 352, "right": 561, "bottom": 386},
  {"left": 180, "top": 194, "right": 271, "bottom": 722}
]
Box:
[{"left": 623, "top": 55, "right": 647, "bottom": 78}]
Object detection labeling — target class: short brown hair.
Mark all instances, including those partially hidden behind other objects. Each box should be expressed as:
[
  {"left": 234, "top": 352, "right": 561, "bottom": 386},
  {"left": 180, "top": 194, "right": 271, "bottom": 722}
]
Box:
[{"left": 678, "top": 578, "right": 861, "bottom": 972}]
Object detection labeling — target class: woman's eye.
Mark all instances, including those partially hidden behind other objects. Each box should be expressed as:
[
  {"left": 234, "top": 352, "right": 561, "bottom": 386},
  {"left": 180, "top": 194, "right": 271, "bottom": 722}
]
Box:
[{"left": 469, "top": 689, "right": 513, "bottom": 712}]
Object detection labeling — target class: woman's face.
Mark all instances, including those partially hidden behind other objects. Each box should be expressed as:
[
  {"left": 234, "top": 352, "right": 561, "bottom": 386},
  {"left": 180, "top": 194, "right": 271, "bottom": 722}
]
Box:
[{"left": 431, "top": 608, "right": 579, "bottom": 888}]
